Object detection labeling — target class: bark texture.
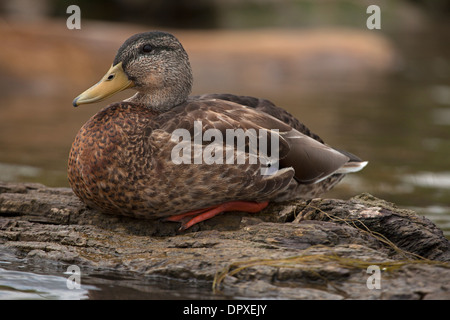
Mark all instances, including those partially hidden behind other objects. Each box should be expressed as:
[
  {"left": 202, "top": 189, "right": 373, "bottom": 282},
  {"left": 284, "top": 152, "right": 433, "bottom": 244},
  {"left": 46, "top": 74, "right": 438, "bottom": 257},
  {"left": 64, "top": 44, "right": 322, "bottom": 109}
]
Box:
[{"left": 0, "top": 182, "right": 449, "bottom": 299}]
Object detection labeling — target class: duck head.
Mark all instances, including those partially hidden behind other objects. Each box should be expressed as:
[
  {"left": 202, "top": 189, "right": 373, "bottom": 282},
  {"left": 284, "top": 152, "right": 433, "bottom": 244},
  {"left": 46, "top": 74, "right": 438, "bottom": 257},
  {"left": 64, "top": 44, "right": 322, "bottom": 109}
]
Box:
[{"left": 73, "top": 31, "right": 193, "bottom": 111}]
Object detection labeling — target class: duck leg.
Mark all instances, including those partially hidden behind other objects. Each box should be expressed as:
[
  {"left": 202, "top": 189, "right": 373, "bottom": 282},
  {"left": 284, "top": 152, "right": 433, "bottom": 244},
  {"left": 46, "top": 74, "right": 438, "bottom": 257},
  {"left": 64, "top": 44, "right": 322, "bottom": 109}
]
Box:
[{"left": 166, "top": 201, "right": 269, "bottom": 230}]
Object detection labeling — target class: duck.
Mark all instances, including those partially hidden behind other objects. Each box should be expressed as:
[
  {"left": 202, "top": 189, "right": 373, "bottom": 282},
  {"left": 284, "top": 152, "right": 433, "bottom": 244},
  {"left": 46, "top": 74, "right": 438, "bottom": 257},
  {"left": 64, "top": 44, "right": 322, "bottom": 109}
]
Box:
[{"left": 69, "top": 31, "right": 367, "bottom": 230}]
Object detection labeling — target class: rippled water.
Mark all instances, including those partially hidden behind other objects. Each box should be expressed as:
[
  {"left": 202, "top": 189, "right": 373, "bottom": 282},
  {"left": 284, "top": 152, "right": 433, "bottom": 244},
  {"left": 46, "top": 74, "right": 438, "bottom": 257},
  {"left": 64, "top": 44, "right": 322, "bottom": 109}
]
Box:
[
  {"left": 0, "top": 253, "right": 90, "bottom": 300},
  {"left": 0, "top": 252, "right": 227, "bottom": 300},
  {"left": 0, "top": 268, "right": 91, "bottom": 300}
]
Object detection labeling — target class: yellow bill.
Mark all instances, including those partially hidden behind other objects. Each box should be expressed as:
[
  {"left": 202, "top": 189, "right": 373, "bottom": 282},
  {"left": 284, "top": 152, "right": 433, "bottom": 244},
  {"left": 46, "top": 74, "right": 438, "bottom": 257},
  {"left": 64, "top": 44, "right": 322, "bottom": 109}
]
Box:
[{"left": 72, "top": 62, "right": 134, "bottom": 107}]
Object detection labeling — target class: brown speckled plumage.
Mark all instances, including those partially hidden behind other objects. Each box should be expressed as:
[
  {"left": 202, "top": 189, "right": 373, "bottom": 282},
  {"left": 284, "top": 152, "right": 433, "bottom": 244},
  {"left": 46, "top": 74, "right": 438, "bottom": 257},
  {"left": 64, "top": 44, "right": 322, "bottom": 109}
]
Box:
[{"left": 69, "top": 31, "right": 367, "bottom": 226}]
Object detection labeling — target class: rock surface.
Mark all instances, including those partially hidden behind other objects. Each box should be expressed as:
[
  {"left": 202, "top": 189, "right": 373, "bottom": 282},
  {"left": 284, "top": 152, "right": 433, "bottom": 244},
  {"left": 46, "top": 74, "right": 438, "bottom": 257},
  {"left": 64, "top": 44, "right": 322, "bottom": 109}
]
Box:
[{"left": 0, "top": 181, "right": 449, "bottom": 299}]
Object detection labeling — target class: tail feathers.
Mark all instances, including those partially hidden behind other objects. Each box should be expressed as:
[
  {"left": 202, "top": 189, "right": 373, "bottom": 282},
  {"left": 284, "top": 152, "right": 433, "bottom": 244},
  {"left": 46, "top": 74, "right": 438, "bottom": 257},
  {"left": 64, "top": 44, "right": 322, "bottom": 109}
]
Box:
[
  {"left": 332, "top": 147, "right": 364, "bottom": 163},
  {"left": 277, "top": 129, "right": 367, "bottom": 185},
  {"left": 331, "top": 147, "right": 368, "bottom": 174},
  {"left": 335, "top": 160, "right": 368, "bottom": 174}
]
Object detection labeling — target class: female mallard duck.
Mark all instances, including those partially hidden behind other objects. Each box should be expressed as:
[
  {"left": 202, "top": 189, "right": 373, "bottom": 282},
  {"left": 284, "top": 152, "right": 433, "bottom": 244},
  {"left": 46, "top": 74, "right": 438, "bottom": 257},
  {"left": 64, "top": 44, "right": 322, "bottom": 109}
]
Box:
[{"left": 69, "top": 31, "right": 367, "bottom": 230}]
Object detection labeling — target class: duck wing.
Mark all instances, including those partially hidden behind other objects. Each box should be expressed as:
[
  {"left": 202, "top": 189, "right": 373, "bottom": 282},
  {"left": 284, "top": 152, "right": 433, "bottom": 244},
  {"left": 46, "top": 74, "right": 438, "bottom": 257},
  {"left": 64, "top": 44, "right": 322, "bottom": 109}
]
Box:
[
  {"left": 155, "top": 98, "right": 352, "bottom": 185},
  {"left": 192, "top": 94, "right": 366, "bottom": 174},
  {"left": 192, "top": 93, "right": 325, "bottom": 143}
]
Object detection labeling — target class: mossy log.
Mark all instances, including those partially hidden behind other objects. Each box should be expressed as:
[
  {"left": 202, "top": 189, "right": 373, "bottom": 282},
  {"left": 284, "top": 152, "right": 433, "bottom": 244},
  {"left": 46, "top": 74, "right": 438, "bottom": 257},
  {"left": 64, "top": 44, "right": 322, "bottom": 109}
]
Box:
[{"left": 0, "top": 181, "right": 449, "bottom": 299}]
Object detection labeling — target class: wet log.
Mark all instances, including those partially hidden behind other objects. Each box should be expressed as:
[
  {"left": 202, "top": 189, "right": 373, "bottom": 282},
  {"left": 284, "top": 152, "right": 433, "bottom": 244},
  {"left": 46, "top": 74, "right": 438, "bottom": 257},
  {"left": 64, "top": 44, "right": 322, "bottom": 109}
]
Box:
[{"left": 0, "top": 181, "right": 449, "bottom": 299}]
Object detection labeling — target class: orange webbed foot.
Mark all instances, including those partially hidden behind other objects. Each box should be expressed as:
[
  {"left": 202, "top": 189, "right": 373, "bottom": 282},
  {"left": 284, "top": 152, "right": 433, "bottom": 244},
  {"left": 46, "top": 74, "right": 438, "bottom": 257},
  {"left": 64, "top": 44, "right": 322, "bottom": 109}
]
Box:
[{"left": 166, "top": 201, "right": 269, "bottom": 230}]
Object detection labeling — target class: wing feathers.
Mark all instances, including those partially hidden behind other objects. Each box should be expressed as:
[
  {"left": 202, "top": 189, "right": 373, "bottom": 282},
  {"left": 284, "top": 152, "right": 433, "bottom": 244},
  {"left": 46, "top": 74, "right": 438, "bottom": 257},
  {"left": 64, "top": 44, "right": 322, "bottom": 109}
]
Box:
[
  {"left": 280, "top": 129, "right": 350, "bottom": 184},
  {"left": 158, "top": 95, "right": 366, "bottom": 192}
]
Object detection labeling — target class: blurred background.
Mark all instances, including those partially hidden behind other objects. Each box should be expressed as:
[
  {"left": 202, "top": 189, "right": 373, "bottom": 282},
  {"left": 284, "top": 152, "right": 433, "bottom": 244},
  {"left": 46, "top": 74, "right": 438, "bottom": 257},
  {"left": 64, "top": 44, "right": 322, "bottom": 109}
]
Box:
[{"left": 0, "top": 0, "right": 449, "bottom": 236}]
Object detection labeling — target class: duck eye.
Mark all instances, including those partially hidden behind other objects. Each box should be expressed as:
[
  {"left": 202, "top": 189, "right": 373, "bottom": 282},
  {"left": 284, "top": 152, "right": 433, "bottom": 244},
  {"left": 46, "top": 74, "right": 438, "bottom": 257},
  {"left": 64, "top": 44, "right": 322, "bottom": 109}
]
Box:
[{"left": 142, "top": 44, "right": 153, "bottom": 53}]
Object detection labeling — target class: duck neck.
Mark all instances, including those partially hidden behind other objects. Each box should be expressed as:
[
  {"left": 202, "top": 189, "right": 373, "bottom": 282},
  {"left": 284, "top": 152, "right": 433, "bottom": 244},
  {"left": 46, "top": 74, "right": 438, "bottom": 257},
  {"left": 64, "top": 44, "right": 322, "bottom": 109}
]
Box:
[{"left": 125, "top": 87, "right": 189, "bottom": 112}]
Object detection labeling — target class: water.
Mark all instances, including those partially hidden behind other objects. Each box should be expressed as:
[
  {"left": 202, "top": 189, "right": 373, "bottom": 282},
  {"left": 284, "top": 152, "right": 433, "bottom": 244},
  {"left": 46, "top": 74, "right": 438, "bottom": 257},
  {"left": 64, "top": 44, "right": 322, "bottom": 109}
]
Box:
[
  {"left": 0, "top": 252, "right": 227, "bottom": 300},
  {"left": 0, "top": 252, "right": 92, "bottom": 300}
]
